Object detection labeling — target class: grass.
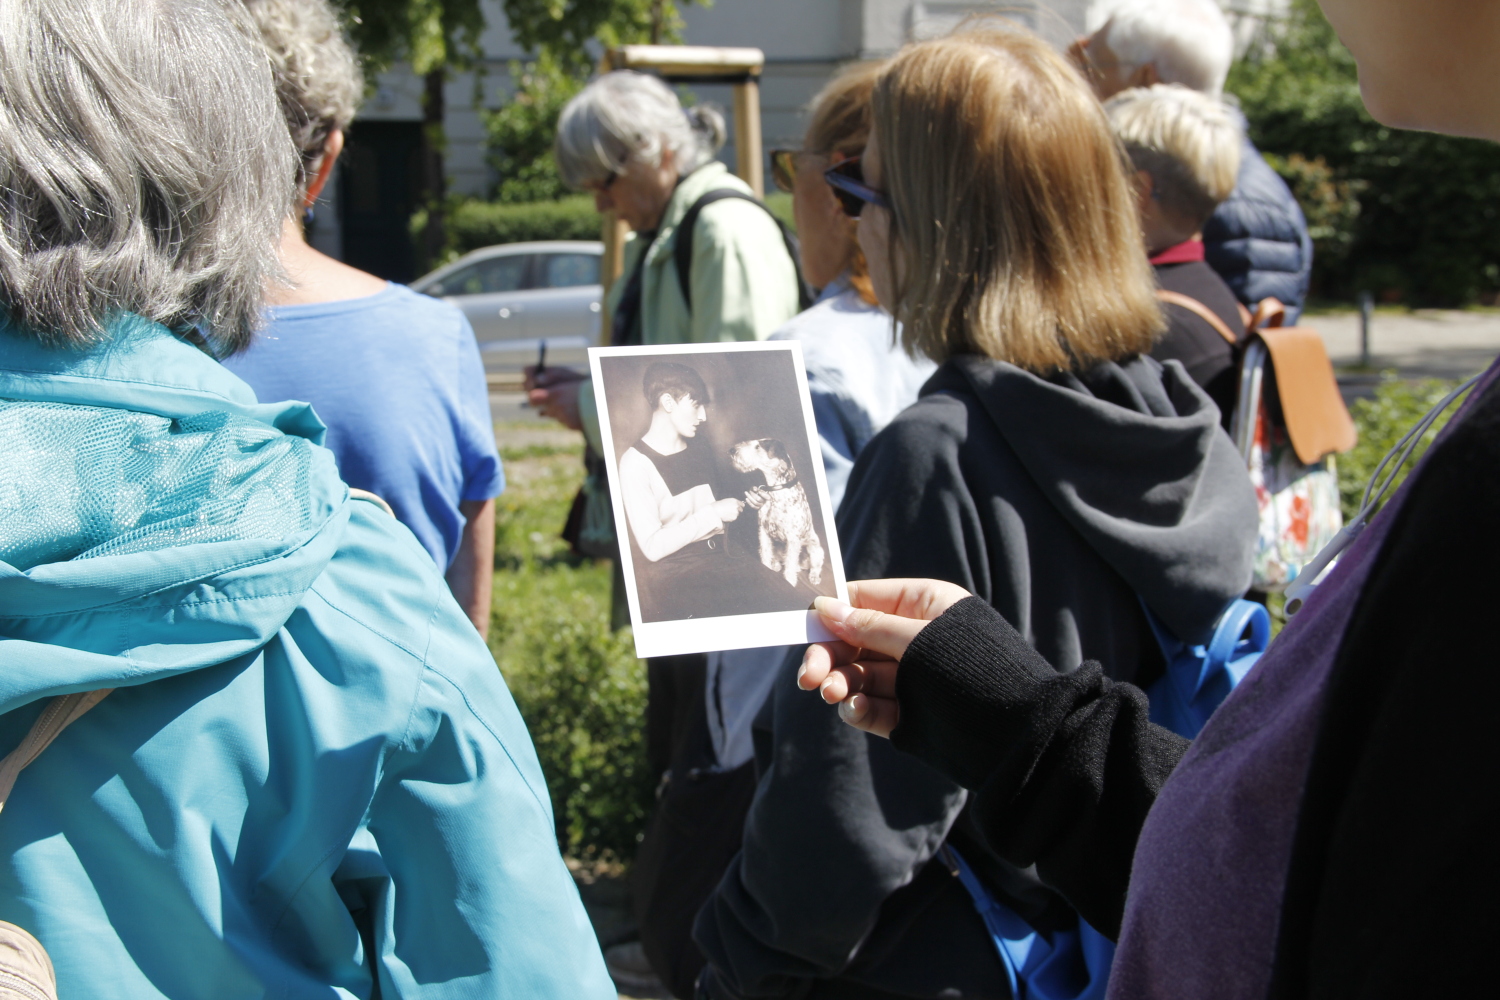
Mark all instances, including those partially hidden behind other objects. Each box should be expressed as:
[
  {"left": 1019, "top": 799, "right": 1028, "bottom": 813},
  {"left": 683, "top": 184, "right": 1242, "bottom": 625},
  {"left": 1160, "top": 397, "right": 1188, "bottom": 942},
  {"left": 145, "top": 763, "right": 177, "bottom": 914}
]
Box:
[{"left": 487, "top": 423, "right": 652, "bottom": 862}]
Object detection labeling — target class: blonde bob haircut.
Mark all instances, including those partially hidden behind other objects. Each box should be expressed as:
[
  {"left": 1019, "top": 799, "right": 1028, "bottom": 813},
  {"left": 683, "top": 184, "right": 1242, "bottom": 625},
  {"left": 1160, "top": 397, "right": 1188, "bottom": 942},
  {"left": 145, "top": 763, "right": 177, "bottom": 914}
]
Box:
[
  {"left": 1105, "top": 84, "right": 1243, "bottom": 229},
  {"left": 873, "top": 23, "right": 1163, "bottom": 372}
]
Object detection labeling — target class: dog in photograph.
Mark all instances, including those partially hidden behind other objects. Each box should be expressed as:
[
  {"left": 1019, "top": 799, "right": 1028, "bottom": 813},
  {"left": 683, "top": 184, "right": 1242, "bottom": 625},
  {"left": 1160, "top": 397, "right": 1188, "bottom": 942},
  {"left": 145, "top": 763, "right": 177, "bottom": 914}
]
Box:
[{"left": 728, "top": 438, "right": 825, "bottom": 588}]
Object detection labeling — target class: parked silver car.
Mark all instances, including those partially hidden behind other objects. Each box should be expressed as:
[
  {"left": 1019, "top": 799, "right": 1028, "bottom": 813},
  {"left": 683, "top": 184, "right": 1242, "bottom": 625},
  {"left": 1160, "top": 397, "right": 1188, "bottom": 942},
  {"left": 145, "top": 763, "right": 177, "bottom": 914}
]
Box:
[{"left": 413, "top": 240, "right": 604, "bottom": 370}]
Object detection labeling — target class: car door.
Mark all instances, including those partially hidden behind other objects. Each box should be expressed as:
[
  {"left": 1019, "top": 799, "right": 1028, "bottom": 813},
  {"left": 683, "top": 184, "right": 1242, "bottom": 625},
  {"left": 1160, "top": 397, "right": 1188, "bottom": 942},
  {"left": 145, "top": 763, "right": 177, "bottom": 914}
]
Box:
[
  {"left": 423, "top": 253, "right": 533, "bottom": 344},
  {"left": 522, "top": 252, "right": 604, "bottom": 370}
]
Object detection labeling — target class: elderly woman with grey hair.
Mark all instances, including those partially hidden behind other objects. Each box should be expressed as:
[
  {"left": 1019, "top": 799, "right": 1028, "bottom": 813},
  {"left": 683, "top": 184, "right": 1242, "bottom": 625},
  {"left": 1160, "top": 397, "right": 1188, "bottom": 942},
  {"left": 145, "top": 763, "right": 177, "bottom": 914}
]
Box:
[
  {"left": 526, "top": 70, "right": 803, "bottom": 439},
  {"left": 523, "top": 68, "right": 804, "bottom": 993},
  {"left": 224, "top": 0, "right": 503, "bottom": 639},
  {"left": 0, "top": 0, "right": 610, "bottom": 995}
]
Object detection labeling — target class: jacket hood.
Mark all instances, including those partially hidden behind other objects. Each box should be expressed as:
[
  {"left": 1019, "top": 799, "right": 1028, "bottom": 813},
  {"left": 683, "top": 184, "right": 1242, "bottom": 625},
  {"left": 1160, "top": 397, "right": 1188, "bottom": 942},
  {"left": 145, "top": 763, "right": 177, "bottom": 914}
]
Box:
[
  {"left": 0, "top": 317, "right": 349, "bottom": 714},
  {"left": 947, "top": 354, "right": 1256, "bottom": 644}
]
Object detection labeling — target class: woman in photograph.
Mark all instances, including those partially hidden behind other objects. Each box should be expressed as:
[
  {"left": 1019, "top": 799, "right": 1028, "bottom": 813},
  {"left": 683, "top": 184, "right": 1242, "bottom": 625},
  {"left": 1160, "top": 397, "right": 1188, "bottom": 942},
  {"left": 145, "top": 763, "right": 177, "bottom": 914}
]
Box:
[
  {"left": 619, "top": 362, "right": 745, "bottom": 621},
  {"left": 694, "top": 21, "right": 1257, "bottom": 1000},
  {"left": 799, "top": 0, "right": 1498, "bottom": 997}
]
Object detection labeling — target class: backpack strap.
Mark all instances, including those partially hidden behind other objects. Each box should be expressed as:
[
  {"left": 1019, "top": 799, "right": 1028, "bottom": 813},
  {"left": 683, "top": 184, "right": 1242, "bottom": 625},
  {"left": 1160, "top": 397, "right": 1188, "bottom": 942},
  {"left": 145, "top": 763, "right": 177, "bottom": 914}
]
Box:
[
  {"left": 0, "top": 689, "right": 112, "bottom": 812},
  {"left": 1156, "top": 289, "right": 1239, "bottom": 346},
  {"left": 1247, "top": 296, "right": 1287, "bottom": 332},
  {"left": 673, "top": 189, "right": 814, "bottom": 315}
]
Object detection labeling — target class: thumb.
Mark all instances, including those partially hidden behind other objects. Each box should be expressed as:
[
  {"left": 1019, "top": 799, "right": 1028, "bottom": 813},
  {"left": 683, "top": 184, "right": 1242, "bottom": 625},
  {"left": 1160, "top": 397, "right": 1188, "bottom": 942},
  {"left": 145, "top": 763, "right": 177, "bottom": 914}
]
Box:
[{"left": 813, "top": 596, "right": 925, "bottom": 662}]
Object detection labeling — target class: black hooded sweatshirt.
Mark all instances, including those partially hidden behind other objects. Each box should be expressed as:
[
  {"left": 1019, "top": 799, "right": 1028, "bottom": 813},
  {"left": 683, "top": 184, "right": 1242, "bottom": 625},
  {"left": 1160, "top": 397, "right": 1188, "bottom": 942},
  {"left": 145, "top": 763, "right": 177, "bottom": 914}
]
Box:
[{"left": 694, "top": 354, "right": 1258, "bottom": 1000}]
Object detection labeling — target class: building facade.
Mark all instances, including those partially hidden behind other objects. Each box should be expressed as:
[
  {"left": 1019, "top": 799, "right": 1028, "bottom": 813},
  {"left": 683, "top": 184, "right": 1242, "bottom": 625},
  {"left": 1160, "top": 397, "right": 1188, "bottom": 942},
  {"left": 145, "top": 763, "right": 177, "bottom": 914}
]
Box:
[{"left": 322, "top": 0, "right": 1280, "bottom": 277}]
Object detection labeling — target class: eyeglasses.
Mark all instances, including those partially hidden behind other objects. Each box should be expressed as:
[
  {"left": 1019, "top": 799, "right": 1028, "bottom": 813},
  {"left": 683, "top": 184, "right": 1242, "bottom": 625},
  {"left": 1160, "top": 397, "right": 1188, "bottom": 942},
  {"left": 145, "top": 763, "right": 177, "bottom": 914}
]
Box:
[
  {"left": 769, "top": 148, "right": 800, "bottom": 193},
  {"left": 824, "top": 156, "right": 891, "bottom": 218}
]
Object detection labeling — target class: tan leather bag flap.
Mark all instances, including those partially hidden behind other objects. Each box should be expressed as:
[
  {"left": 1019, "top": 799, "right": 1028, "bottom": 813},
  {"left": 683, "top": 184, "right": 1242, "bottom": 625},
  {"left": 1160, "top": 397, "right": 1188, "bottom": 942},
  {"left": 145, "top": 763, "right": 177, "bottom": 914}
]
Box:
[{"left": 1258, "top": 325, "right": 1357, "bottom": 464}]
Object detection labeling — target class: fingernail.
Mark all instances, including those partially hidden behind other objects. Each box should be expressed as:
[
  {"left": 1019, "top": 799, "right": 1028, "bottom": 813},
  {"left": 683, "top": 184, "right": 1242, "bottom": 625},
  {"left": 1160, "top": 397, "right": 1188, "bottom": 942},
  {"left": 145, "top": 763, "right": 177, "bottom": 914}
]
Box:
[
  {"left": 813, "top": 596, "right": 855, "bottom": 624},
  {"left": 838, "top": 694, "right": 865, "bottom": 721},
  {"left": 795, "top": 662, "right": 807, "bottom": 685}
]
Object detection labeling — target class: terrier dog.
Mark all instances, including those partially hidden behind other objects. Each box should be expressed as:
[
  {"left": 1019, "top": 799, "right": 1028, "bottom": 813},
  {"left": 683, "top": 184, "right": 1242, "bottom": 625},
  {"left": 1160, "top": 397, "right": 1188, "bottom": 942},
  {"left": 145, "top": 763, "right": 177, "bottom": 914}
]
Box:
[{"left": 728, "top": 438, "right": 825, "bottom": 588}]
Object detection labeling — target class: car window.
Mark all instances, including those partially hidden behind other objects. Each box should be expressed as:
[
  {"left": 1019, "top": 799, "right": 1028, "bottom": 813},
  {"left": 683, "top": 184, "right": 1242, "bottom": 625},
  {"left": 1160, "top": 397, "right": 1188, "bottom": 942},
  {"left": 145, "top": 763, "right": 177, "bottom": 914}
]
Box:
[
  {"left": 430, "top": 254, "right": 530, "bottom": 296},
  {"left": 540, "top": 253, "right": 601, "bottom": 289}
]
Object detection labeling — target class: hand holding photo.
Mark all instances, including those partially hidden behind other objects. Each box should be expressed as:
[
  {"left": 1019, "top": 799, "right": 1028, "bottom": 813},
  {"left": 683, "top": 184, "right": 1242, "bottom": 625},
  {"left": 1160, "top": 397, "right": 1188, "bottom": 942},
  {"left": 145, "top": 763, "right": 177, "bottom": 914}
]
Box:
[{"left": 590, "top": 341, "right": 848, "bottom": 658}]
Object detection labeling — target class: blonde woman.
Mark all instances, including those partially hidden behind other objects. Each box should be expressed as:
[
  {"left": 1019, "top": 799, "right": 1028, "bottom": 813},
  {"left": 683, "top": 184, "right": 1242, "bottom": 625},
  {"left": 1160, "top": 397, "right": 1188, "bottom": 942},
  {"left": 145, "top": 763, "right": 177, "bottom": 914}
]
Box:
[{"left": 696, "top": 23, "right": 1256, "bottom": 1000}]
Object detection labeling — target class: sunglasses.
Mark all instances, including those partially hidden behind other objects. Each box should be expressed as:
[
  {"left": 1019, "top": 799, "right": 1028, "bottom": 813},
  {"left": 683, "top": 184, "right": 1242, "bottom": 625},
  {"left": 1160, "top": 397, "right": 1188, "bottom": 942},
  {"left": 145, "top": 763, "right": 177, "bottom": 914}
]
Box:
[
  {"left": 770, "top": 148, "right": 800, "bottom": 193},
  {"left": 824, "top": 156, "right": 891, "bottom": 218}
]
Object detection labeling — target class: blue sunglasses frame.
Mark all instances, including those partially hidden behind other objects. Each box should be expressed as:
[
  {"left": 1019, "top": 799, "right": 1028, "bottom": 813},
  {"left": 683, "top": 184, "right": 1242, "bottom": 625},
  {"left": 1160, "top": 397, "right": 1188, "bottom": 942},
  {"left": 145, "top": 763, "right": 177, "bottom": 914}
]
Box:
[{"left": 824, "top": 157, "right": 892, "bottom": 217}]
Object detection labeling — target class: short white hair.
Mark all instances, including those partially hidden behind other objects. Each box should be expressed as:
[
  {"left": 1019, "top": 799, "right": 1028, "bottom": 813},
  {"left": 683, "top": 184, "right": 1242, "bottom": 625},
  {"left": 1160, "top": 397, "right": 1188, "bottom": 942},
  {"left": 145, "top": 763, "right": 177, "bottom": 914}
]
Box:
[
  {"left": 555, "top": 71, "right": 727, "bottom": 189},
  {"left": 242, "top": 0, "right": 365, "bottom": 190},
  {"left": 1089, "top": 0, "right": 1234, "bottom": 96},
  {"left": 0, "top": 0, "right": 296, "bottom": 353},
  {"left": 1107, "top": 84, "right": 1242, "bottom": 225}
]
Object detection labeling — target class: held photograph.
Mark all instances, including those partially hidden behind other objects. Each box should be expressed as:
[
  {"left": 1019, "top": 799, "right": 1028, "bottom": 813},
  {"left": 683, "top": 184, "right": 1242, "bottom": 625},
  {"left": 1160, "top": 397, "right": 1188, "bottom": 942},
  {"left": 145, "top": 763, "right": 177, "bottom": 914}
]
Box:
[{"left": 590, "top": 341, "right": 848, "bottom": 658}]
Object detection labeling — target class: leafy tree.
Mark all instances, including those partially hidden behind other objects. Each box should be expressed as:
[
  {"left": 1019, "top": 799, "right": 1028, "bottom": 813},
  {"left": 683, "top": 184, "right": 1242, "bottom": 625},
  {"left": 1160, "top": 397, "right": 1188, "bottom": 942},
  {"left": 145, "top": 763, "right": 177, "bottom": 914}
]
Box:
[
  {"left": 486, "top": 52, "right": 584, "bottom": 203},
  {"left": 334, "top": 1, "right": 486, "bottom": 266},
  {"left": 487, "top": 0, "right": 710, "bottom": 204},
  {"left": 1228, "top": 0, "right": 1500, "bottom": 304}
]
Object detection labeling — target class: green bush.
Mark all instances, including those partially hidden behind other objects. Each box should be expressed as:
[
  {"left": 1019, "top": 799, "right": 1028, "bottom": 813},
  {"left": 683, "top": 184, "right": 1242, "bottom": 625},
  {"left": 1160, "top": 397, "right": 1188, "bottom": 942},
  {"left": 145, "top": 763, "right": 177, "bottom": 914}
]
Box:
[
  {"left": 447, "top": 196, "right": 603, "bottom": 257},
  {"left": 489, "top": 433, "right": 652, "bottom": 861},
  {"left": 1339, "top": 376, "right": 1474, "bottom": 523},
  {"left": 492, "top": 562, "right": 651, "bottom": 862},
  {"left": 1229, "top": 0, "right": 1500, "bottom": 305},
  {"left": 485, "top": 54, "right": 584, "bottom": 205}
]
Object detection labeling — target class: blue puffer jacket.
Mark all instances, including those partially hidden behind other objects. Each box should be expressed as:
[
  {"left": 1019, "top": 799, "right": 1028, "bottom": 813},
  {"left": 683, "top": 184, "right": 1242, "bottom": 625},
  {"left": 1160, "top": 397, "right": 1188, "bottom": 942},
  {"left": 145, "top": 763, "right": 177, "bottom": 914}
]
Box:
[
  {"left": 0, "top": 317, "right": 614, "bottom": 998},
  {"left": 1203, "top": 133, "right": 1314, "bottom": 323}
]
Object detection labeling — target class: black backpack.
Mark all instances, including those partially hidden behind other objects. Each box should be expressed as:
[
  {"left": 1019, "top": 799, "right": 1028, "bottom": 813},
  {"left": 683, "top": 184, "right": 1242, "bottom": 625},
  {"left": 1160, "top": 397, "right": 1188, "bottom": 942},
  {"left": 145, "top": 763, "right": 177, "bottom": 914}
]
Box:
[{"left": 671, "top": 189, "right": 814, "bottom": 313}]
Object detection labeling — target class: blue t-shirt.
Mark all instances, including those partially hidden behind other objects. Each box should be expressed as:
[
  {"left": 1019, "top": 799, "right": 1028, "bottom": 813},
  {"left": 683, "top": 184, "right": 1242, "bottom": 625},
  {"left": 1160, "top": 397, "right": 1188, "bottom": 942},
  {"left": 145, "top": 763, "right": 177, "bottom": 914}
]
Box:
[{"left": 224, "top": 284, "right": 504, "bottom": 569}]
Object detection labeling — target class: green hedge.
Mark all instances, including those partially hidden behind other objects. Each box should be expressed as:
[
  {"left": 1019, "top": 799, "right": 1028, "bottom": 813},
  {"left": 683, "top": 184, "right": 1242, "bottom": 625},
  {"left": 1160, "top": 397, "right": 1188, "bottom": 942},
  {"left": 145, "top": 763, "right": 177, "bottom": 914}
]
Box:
[
  {"left": 488, "top": 438, "right": 653, "bottom": 862},
  {"left": 1229, "top": 0, "right": 1500, "bottom": 305},
  {"left": 447, "top": 195, "right": 603, "bottom": 257},
  {"left": 1338, "top": 376, "right": 1472, "bottom": 522},
  {"left": 446, "top": 188, "right": 797, "bottom": 261}
]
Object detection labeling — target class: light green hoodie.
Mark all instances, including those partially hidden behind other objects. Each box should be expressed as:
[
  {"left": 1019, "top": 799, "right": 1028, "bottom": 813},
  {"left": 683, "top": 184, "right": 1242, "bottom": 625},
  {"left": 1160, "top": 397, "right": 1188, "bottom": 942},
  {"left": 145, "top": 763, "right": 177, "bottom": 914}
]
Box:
[{"left": 578, "top": 162, "right": 801, "bottom": 452}]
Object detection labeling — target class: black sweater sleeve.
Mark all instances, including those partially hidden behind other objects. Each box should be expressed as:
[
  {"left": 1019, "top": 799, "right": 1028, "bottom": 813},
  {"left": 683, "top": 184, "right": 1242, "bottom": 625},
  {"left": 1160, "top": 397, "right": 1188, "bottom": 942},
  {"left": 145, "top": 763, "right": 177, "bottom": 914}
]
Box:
[{"left": 891, "top": 597, "right": 1190, "bottom": 938}]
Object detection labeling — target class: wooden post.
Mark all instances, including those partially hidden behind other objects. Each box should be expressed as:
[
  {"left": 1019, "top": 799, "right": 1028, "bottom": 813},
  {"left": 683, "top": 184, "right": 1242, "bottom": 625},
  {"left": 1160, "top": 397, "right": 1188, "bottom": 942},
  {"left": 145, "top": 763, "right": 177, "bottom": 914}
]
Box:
[{"left": 732, "top": 78, "right": 763, "bottom": 198}]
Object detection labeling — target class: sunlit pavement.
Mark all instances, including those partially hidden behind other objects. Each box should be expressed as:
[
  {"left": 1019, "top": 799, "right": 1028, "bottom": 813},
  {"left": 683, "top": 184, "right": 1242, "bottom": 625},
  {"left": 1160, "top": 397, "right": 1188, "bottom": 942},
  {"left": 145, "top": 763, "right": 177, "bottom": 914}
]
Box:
[{"left": 1307, "top": 308, "right": 1500, "bottom": 401}]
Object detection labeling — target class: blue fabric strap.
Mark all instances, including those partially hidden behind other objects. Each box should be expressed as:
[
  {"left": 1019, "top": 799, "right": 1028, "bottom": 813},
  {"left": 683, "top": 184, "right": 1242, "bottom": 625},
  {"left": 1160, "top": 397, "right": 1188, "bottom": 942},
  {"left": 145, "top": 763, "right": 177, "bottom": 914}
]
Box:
[{"left": 942, "top": 846, "right": 1115, "bottom": 1000}]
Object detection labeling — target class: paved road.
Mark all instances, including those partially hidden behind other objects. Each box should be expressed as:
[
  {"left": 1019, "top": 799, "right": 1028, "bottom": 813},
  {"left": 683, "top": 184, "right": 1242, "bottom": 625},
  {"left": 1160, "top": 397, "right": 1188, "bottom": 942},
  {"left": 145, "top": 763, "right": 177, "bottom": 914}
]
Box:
[
  {"left": 488, "top": 309, "right": 1500, "bottom": 425},
  {"left": 1311, "top": 308, "right": 1500, "bottom": 379}
]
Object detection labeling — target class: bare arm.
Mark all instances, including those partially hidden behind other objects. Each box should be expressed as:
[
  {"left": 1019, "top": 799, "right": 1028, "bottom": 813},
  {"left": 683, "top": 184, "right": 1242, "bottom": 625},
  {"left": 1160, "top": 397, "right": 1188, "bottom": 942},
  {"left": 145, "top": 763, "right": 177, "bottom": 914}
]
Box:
[
  {"left": 446, "top": 497, "right": 495, "bottom": 639},
  {"left": 620, "top": 450, "right": 738, "bottom": 561}
]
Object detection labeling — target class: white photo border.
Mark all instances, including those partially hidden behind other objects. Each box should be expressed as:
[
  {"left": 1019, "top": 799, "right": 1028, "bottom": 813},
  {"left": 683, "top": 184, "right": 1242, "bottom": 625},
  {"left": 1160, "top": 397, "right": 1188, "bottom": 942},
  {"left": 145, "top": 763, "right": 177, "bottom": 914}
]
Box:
[{"left": 589, "top": 340, "right": 850, "bottom": 659}]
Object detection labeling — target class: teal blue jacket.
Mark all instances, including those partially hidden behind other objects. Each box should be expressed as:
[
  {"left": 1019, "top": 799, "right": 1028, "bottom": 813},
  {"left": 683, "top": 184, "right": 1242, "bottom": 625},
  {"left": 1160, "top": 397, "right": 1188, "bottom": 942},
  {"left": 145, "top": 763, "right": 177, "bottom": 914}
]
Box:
[{"left": 0, "top": 318, "right": 613, "bottom": 998}]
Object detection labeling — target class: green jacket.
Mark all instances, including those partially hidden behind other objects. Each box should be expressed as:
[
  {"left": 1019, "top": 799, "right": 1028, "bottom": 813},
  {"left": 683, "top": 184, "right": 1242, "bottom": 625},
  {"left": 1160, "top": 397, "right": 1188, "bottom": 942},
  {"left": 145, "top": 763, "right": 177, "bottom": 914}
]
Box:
[{"left": 579, "top": 162, "right": 800, "bottom": 451}]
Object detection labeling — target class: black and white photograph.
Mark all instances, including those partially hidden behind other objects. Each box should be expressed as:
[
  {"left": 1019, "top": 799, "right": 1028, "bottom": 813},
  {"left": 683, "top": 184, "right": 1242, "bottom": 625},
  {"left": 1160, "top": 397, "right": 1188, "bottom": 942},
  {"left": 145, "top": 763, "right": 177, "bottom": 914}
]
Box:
[{"left": 590, "top": 341, "right": 847, "bottom": 658}]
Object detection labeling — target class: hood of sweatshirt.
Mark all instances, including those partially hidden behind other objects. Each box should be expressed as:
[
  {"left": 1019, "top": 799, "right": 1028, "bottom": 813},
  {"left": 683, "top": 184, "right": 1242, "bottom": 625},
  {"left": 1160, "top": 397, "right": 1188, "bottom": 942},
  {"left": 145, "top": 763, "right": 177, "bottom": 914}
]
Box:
[
  {"left": 0, "top": 316, "right": 348, "bottom": 714},
  {"left": 951, "top": 353, "right": 1257, "bottom": 644}
]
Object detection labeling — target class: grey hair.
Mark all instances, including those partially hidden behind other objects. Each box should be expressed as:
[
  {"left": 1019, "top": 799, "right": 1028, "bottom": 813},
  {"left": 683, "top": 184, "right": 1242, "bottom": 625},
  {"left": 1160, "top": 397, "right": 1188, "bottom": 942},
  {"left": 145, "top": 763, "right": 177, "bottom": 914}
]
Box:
[
  {"left": 1106, "top": 84, "right": 1243, "bottom": 226},
  {"left": 0, "top": 0, "right": 296, "bottom": 354},
  {"left": 241, "top": 0, "right": 365, "bottom": 190},
  {"left": 1087, "top": 0, "right": 1234, "bottom": 96},
  {"left": 555, "top": 71, "right": 727, "bottom": 189}
]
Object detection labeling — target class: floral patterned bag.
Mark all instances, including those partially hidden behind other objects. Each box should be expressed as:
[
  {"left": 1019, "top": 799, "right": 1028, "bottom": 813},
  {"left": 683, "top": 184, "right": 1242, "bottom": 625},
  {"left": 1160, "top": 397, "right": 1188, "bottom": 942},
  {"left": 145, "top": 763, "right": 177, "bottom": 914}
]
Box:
[{"left": 1231, "top": 301, "right": 1357, "bottom": 593}]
